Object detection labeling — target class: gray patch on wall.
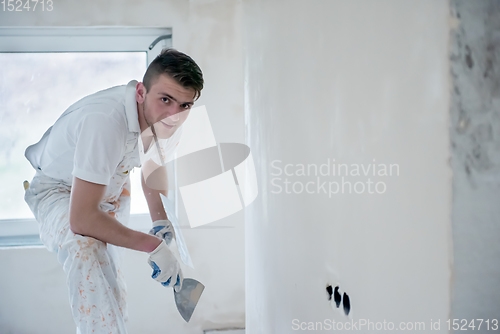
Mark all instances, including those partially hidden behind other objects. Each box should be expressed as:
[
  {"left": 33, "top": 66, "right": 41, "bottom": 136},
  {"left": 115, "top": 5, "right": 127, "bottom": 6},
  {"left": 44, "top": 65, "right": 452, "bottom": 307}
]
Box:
[{"left": 449, "top": 0, "right": 500, "bottom": 321}]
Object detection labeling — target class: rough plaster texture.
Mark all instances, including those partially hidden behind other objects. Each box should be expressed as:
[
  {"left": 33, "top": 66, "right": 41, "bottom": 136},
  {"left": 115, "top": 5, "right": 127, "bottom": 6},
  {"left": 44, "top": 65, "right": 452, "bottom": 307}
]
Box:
[
  {"left": 0, "top": 1, "right": 245, "bottom": 333},
  {"left": 449, "top": 0, "right": 500, "bottom": 324}
]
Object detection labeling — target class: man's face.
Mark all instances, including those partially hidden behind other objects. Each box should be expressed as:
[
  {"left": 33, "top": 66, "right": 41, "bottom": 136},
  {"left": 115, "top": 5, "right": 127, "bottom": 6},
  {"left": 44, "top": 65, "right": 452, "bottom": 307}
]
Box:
[{"left": 137, "top": 73, "right": 195, "bottom": 139}]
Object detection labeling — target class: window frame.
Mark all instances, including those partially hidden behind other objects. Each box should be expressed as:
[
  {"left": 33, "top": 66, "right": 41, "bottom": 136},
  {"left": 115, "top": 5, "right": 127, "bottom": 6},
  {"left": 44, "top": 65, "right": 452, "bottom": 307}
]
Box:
[{"left": 0, "top": 27, "right": 177, "bottom": 247}]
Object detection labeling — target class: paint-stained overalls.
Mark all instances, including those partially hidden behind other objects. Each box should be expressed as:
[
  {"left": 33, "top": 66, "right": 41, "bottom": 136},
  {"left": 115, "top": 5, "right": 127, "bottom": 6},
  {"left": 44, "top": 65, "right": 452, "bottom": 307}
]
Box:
[{"left": 24, "top": 82, "right": 141, "bottom": 334}]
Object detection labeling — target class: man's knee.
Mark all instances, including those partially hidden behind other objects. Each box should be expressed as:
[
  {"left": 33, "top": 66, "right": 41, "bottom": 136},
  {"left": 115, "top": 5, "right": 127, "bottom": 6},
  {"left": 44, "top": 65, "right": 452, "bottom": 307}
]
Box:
[
  {"left": 74, "top": 236, "right": 108, "bottom": 262},
  {"left": 60, "top": 235, "right": 109, "bottom": 267}
]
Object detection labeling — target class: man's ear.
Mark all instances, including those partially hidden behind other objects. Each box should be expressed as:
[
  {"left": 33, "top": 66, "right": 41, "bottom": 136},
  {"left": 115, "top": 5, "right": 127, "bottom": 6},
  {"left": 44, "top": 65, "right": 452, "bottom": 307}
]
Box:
[{"left": 136, "top": 82, "right": 146, "bottom": 104}]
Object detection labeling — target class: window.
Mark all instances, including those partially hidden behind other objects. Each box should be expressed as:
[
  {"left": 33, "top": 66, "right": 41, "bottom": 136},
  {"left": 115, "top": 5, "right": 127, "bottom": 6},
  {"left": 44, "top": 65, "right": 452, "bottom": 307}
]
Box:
[{"left": 0, "top": 27, "right": 174, "bottom": 246}]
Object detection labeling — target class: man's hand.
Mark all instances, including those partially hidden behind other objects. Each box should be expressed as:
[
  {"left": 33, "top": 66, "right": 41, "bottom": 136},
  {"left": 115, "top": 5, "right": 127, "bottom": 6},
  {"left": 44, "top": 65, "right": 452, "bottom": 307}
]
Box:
[
  {"left": 148, "top": 239, "right": 184, "bottom": 292},
  {"left": 149, "top": 219, "right": 176, "bottom": 245}
]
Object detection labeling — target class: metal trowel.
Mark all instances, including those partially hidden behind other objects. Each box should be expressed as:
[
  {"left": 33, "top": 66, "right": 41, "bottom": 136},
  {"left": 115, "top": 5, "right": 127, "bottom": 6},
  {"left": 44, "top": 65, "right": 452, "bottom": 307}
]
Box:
[
  {"left": 166, "top": 237, "right": 204, "bottom": 322},
  {"left": 173, "top": 278, "right": 205, "bottom": 322},
  {"left": 159, "top": 193, "right": 194, "bottom": 268},
  {"left": 159, "top": 193, "right": 204, "bottom": 322}
]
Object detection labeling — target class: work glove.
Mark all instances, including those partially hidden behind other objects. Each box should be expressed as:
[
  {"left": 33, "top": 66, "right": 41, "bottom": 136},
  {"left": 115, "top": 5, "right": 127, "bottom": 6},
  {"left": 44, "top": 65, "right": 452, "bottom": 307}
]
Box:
[
  {"left": 149, "top": 219, "right": 176, "bottom": 245},
  {"left": 148, "top": 239, "right": 184, "bottom": 292}
]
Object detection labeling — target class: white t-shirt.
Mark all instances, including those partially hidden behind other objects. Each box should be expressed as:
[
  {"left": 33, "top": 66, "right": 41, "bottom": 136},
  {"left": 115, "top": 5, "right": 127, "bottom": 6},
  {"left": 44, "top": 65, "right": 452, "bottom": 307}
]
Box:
[
  {"left": 138, "top": 126, "right": 183, "bottom": 167},
  {"left": 25, "top": 80, "right": 182, "bottom": 187}
]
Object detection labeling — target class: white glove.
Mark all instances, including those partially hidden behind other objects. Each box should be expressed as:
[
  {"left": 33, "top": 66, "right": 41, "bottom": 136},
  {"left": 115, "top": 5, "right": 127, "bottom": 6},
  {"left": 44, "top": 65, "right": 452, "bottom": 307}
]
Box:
[
  {"left": 148, "top": 239, "right": 184, "bottom": 292},
  {"left": 149, "top": 219, "right": 176, "bottom": 245}
]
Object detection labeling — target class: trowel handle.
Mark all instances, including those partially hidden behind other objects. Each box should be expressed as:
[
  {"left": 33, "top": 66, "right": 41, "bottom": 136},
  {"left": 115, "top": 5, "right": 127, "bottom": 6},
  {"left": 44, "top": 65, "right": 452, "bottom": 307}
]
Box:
[
  {"left": 167, "top": 237, "right": 183, "bottom": 266},
  {"left": 162, "top": 274, "right": 181, "bottom": 288},
  {"left": 166, "top": 239, "right": 183, "bottom": 290}
]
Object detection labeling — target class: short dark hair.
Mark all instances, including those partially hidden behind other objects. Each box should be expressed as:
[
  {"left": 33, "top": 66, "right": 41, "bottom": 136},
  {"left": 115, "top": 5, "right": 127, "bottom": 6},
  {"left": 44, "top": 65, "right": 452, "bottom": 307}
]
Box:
[{"left": 143, "top": 48, "right": 204, "bottom": 100}]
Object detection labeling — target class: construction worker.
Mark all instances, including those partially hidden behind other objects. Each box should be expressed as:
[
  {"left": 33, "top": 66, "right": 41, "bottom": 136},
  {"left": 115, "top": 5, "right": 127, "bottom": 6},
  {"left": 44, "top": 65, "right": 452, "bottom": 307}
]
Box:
[{"left": 23, "top": 48, "right": 204, "bottom": 334}]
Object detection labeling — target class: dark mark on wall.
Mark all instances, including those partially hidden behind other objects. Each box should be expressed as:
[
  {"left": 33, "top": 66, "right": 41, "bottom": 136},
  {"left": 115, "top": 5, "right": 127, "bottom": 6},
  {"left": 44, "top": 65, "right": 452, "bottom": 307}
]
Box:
[
  {"left": 326, "top": 285, "right": 333, "bottom": 301},
  {"left": 334, "top": 286, "right": 341, "bottom": 308},
  {"left": 465, "top": 45, "right": 474, "bottom": 68},
  {"left": 343, "top": 292, "right": 351, "bottom": 316},
  {"left": 483, "top": 44, "right": 494, "bottom": 78}
]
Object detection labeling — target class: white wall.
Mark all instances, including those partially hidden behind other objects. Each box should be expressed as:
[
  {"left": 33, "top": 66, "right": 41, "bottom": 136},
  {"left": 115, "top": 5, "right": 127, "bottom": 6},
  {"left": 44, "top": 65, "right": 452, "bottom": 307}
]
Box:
[
  {"left": 242, "top": 0, "right": 452, "bottom": 332},
  {"left": 0, "top": 1, "right": 245, "bottom": 333}
]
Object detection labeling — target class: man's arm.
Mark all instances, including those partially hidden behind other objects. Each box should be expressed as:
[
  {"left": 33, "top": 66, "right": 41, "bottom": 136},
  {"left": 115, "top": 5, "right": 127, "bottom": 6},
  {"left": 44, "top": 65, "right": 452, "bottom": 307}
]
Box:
[
  {"left": 69, "top": 176, "right": 161, "bottom": 253},
  {"left": 141, "top": 159, "right": 169, "bottom": 223}
]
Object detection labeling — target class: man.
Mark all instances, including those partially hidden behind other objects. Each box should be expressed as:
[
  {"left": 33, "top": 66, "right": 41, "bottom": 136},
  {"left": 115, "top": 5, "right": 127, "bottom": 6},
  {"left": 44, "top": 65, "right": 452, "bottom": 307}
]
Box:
[{"left": 23, "top": 48, "right": 204, "bottom": 334}]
